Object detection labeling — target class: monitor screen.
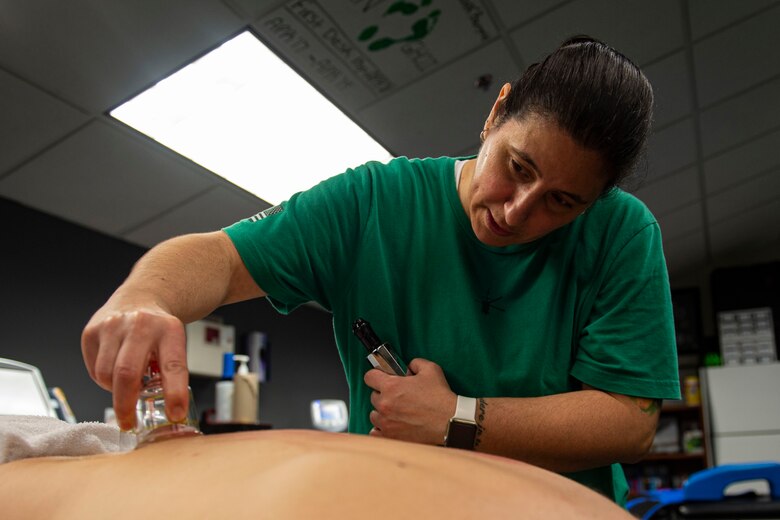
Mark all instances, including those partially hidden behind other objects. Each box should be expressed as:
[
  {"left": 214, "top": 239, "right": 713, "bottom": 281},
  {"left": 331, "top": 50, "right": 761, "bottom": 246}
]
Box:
[
  {"left": 311, "top": 399, "right": 348, "bottom": 432},
  {"left": 0, "top": 362, "right": 54, "bottom": 417},
  {"left": 320, "top": 402, "right": 344, "bottom": 421}
]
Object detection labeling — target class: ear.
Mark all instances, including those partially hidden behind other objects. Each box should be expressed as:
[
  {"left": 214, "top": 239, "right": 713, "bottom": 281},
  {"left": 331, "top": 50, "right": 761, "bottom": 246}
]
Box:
[{"left": 484, "top": 83, "right": 512, "bottom": 132}]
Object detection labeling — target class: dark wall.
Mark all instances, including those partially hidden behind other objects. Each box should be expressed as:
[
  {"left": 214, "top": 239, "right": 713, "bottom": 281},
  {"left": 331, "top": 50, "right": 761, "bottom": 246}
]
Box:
[{"left": 0, "top": 196, "right": 348, "bottom": 427}]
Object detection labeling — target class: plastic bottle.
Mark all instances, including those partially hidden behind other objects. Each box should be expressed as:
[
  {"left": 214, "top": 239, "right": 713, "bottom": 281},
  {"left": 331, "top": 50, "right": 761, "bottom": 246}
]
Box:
[
  {"left": 247, "top": 331, "right": 268, "bottom": 383},
  {"left": 232, "top": 354, "right": 259, "bottom": 424},
  {"left": 214, "top": 352, "right": 235, "bottom": 423}
]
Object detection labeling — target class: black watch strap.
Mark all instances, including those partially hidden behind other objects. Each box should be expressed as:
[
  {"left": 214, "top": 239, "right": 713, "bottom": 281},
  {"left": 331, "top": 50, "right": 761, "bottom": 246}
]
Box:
[{"left": 444, "top": 396, "right": 477, "bottom": 450}]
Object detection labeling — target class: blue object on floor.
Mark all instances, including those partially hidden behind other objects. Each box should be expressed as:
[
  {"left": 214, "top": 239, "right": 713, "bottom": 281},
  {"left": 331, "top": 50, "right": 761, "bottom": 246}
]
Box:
[{"left": 626, "top": 462, "right": 780, "bottom": 519}]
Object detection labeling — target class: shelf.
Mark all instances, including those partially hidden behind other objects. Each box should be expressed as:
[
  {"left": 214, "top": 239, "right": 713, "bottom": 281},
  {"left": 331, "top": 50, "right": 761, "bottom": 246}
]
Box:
[{"left": 641, "top": 452, "right": 705, "bottom": 462}]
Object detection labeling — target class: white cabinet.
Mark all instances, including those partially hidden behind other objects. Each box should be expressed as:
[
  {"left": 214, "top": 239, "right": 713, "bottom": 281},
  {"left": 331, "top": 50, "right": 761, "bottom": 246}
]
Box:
[
  {"left": 185, "top": 320, "right": 235, "bottom": 377},
  {"left": 702, "top": 363, "right": 780, "bottom": 465}
]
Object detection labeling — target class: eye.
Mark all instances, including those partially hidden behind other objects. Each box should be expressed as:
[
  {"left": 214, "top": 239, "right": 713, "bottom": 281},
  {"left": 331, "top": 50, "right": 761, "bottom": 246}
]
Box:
[
  {"left": 551, "top": 193, "right": 573, "bottom": 209},
  {"left": 511, "top": 160, "right": 531, "bottom": 181}
]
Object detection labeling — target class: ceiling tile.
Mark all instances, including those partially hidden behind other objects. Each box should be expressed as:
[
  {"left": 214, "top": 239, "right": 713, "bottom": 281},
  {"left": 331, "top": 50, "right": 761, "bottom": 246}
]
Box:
[
  {"left": 487, "top": 0, "right": 571, "bottom": 28},
  {"left": 0, "top": 1, "right": 244, "bottom": 113},
  {"left": 644, "top": 118, "right": 697, "bottom": 182},
  {"left": 706, "top": 168, "right": 780, "bottom": 224},
  {"left": 699, "top": 76, "right": 780, "bottom": 157},
  {"left": 688, "top": 0, "right": 779, "bottom": 39},
  {"left": 254, "top": 0, "right": 500, "bottom": 113},
  {"left": 709, "top": 197, "right": 780, "bottom": 257},
  {"left": 643, "top": 51, "right": 692, "bottom": 127},
  {"left": 123, "top": 185, "right": 268, "bottom": 248},
  {"left": 703, "top": 128, "right": 780, "bottom": 194},
  {"left": 0, "top": 121, "right": 216, "bottom": 235},
  {"left": 657, "top": 202, "right": 704, "bottom": 242},
  {"left": 0, "top": 69, "right": 88, "bottom": 176},
  {"left": 227, "top": 0, "right": 284, "bottom": 20},
  {"left": 253, "top": 5, "right": 379, "bottom": 110},
  {"left": 662, "top": 231, "right": 708, "bottom": 279},
  {"left": 357, "top": 40, "right": 519, "bottom": 158},
  {"left": 693, "top": 4, "right": 780, "bottom": 107},
  {"left": 633, "top": 167, "right": 700, "bottom": 217},
  {"left": 509, "top": 0, "right": 684, "bottom": 66}
]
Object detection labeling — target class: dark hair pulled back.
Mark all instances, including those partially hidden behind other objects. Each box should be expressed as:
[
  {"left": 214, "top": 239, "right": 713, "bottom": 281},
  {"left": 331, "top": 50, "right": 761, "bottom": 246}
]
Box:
[{"left": 496, "top": 36, "right": 653, "bottom": 192}]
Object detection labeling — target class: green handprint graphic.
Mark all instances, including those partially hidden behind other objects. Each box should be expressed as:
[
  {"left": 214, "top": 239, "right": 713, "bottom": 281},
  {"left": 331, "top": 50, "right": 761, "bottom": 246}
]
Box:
[{"left": 358, "top": 0, "right": 442, "bottom": 52}]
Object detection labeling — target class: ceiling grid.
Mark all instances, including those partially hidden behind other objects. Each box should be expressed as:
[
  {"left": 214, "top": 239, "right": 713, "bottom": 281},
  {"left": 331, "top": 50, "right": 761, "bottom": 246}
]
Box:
[
  {"left": 0, "top": 0, "right": 776, "bottom": 282},
  {"left": 680, "top": 0, "right": 712, "bottom": 266}
]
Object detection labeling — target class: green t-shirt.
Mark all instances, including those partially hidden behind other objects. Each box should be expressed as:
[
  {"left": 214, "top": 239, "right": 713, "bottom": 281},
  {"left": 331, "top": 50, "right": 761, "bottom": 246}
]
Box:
[{"left": 224, "top": 156, "right": 680, "bottom": 504}]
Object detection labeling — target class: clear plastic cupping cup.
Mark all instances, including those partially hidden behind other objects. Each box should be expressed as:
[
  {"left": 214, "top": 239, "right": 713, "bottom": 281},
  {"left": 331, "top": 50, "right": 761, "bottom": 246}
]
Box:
[{"left": 134, "top": 358, "right": 201, "bottom": 446}]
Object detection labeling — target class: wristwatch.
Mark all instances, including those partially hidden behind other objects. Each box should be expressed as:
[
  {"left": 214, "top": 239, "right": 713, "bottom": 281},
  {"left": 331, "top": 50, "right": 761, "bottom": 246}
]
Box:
[{"left": 444, "top": 395, "right": 477, "bottom": 450}]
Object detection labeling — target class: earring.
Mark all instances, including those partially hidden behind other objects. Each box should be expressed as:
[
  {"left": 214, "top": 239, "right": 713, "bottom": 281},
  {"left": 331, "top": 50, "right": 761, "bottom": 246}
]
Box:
[{"left": 480, "top": 122, "right": 490, "bottom": 143}]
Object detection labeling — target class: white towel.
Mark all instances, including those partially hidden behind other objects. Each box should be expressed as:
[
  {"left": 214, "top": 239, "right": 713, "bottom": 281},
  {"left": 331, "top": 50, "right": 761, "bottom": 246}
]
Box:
[{"left": 0, "top": 415, "right": 136, "bottom": 463}]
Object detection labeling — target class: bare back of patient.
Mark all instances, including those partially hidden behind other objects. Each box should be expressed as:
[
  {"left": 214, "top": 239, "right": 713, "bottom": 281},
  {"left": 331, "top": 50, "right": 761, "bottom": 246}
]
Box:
[{"left": 0, "top": 429, "right": 631, "bottom": 519}]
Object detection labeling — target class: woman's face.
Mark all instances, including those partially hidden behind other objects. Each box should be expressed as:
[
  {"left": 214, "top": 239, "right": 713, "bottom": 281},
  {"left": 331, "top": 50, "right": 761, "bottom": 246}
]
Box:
[{"left": 462, "top": 108, "right": 608, "bottom": 248}]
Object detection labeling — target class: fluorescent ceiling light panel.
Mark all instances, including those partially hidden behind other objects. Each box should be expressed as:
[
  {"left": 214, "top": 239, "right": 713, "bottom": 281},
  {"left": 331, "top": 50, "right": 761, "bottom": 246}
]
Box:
[{"left": 111, "top": 31, "right": 393, "bottom": 205}]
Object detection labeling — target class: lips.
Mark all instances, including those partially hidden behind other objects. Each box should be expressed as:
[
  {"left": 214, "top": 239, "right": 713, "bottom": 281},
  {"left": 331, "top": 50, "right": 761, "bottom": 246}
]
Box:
[{"left": 486, "top": 211, "right": 512, "bottom": 237}]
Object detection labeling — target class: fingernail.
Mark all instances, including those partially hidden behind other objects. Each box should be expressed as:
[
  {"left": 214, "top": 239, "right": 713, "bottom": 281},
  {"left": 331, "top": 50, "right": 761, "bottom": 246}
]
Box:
[
  {"left": 170, "top": 406, "right": 185, "bottom": 422},
  {"left": 118, "top": 420, "right": 135, "bottom": 433}
]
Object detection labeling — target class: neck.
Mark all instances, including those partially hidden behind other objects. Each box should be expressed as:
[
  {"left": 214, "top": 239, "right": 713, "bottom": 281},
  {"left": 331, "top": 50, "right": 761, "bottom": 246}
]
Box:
[{"left": 458, "top": 158, "right": 476, "bottom": 214}]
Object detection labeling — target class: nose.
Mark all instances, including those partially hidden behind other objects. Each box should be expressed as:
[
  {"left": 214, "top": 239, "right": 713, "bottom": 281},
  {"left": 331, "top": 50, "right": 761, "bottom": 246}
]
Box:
[{"left": 504, "top": 185, "right": 541, "bottom": 227}]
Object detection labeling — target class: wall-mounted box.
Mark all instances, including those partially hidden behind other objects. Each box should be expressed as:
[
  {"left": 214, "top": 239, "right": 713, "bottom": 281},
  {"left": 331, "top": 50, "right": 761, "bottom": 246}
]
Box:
[{"left": 185, "top": 320, "right": 235, "bottom": 377}]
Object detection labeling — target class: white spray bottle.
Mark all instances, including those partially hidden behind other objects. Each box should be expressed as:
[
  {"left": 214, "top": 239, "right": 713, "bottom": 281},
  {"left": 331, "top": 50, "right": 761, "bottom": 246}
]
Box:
[{"left": 232, "top": 354, "right": 258, "bottom": 424}]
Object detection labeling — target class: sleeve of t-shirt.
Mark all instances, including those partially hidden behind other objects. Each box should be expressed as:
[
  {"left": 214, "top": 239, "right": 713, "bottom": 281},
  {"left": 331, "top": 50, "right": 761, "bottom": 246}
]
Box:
[
  {"left": 222, "top": 163, "right": 375, "bottom": 314},
  {"left": 571, "top": 221, "right": 681, "bottom": 400}
]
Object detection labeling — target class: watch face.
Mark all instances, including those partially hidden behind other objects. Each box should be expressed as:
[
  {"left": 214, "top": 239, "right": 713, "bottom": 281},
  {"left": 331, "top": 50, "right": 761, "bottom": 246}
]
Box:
[{"left": 446, "top": 420, "right": 477, "bottom": 450}]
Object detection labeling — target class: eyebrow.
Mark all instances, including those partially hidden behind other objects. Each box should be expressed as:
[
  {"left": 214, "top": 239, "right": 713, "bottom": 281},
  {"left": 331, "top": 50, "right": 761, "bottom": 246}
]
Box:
[{"left": 513, "top": 149, "right": 591, "bottom": 206}]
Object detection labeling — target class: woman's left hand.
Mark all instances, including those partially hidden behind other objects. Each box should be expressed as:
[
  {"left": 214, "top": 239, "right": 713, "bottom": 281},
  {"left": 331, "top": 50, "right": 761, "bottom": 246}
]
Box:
[{"left": 364, "top": 358, "right": 457, "bottom": 445}]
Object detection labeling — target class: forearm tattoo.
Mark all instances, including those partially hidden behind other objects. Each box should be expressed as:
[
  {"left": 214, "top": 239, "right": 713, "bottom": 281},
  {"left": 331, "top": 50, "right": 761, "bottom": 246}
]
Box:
[
  {"left": 474, "top": 398, "right": 487, "bottom": 448},
  {"left": 631, "top": 397, "right": 661, "bottom": 415}
]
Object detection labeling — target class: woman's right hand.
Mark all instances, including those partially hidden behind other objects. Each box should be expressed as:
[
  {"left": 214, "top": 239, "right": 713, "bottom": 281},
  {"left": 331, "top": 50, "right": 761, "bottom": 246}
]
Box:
[
  {"left": 81, "top": 298, "right": 189, "bottom": 431},
  {"left": 80, "top": 231, "right": 265, "bottom": 431}
]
